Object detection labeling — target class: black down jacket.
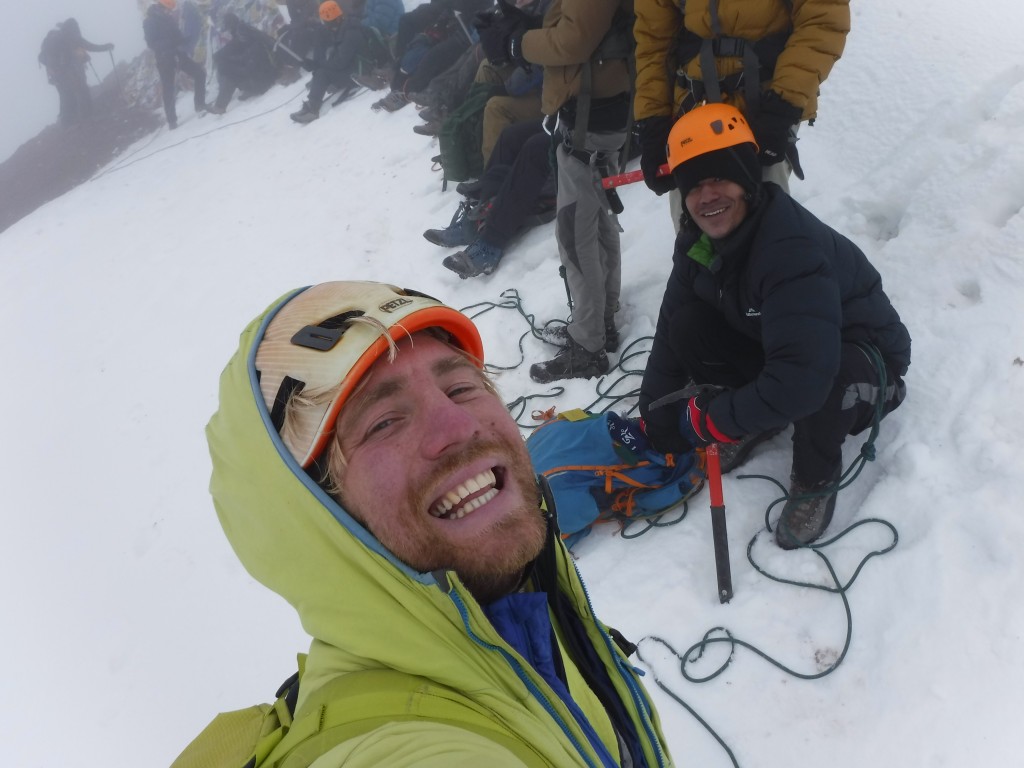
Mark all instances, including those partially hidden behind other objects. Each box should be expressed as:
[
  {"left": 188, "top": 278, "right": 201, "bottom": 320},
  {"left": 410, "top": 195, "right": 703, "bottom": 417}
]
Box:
[{"left": 640, "top": 183, "right": 911, "bottom": 447}]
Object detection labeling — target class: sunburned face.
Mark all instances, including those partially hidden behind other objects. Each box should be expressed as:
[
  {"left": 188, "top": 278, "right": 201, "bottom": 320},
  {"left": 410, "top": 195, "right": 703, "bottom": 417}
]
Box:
[
  {"left": 330, "top": 333, "right": 546, "bottom": 603},
  {"left": 685, "top": 178, "right": 749, "bottom": 239}
]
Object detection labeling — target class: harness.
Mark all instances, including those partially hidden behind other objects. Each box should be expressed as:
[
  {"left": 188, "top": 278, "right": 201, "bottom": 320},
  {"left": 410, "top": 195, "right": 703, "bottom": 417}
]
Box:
[
  {"left": 675, "top": 0, "right": 793, "bottom": 115},
  {"left": 553, "top": 3, "right": 636, "bottom": 166}
]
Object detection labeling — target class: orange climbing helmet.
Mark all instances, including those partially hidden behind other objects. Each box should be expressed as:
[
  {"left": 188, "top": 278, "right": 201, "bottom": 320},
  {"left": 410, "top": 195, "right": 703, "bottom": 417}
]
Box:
[
  {"left": 319, "top": 0, "right": 343, "bottom": 22},
  {"left": 667, "top": 103, "right": 762, "bottom": 196},
  {"left": 666, "top": 103, "right": 758, "bottom": 172}
]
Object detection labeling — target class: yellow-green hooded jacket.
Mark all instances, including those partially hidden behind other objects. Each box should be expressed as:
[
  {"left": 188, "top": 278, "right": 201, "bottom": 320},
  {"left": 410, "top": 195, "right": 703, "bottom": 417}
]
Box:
[
  {"left": 634, "top": 0, "right": 850, "bottom": 121},
  {"left": 205, "top": 291, "right": 674, "bottom": 767}
]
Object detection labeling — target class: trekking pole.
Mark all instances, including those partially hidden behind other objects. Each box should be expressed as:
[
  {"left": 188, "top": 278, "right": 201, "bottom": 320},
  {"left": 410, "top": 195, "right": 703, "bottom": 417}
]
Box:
[
  {"left": 557, "top": 265, "right": 573, "bottom": 312},
  {"left": 89, "top": 60, "right": 102, "bottom": 86},
  {"left": 601, "top": 163, "right": 670, "bottom": 190},
  {"left": 108, "top": 50, "right": 121, "bottom": 93},
  {"left": 705, "top": 443, "right": 733, "bottom": 603},
  {"left": 452, "top": 10, "right": 475, "bottom": 45}
]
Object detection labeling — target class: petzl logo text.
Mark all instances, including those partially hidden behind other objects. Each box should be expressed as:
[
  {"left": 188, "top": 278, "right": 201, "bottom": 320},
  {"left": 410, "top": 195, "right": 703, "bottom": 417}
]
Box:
[{"left": 379, "top": 297, "right": 413, "bottom": 313}]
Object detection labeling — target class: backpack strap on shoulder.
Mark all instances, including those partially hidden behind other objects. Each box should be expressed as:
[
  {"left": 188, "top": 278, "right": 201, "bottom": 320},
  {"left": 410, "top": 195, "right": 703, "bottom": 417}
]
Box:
[
  {"left": 170, "top": 656, "right": 306, "bottom": 768},
  {"left": 264, "top": 669, "right": 547, "bottom": 767}
]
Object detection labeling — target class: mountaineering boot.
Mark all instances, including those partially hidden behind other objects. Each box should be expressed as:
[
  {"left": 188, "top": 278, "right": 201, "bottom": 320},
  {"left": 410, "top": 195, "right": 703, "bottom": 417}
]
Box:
[
  {"left": 775, "top": 470, "right": 841, "bottom": 550},
  {"left": 206, "top": 102, "right": 227, "bottom": 115},
  {"left": 530, "top": 338, "right": 610, "bottom": 384},
  {"left": 418, "top": 105, "right": 444, "bottom": 123},
  {"left": 290, "top": 100, "right": 320, "bottom": 124},
  {"left": 539, "top": 322, "right": 620, "bottom": 353},
  {"left": 423, "top": 201, "right": 478, "bottom": 247},
  {"left": 372, "top": 90, "right": 410, "bottom": 112},
  {"left": 442, "top": 239, "right": 504, "bottom": 279},
  {"left": 413, "top": 121, "right": 441, "bottom": 136},
  {"left": 717, "top": 426, "right": 785, "bottom": 474},
  {"left": 408, "top": 91, "right": 436, "bottom": 108},
  {"left": 455, "top": 178, "right": 484, "bottom": 199}
]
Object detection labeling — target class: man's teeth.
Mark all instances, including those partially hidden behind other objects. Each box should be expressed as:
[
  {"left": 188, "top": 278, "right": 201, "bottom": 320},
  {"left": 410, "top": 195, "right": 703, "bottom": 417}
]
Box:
[
  {"left": 430, "top": 469, "right": 498, "bottom": 519},
  {"left": 702, "top": 206, "right": 728, "bottom": 217}
]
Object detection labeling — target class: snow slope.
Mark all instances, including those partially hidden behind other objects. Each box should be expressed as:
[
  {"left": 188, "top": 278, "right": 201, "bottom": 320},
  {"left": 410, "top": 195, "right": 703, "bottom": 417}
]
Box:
[{"left": 1, "top": 0, "right": 1023, "bottom": 765}]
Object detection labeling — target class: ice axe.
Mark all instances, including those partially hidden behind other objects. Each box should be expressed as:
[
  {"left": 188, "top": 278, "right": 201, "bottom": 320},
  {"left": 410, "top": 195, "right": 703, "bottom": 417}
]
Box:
[
  {"left": 601, "top": 163, "right": 670, "bottom": 190},
  {"left": 272, "top": 37, "right": 307, "bottom": 66},
  {"left": 650, "top": 385, "right": 734, "bottom": 604}
]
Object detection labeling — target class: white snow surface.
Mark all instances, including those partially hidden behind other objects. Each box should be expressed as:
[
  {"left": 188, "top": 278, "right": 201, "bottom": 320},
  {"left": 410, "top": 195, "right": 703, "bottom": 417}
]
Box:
[{"left": 3, "top": 0, "right": 1024, "bottom": 765}]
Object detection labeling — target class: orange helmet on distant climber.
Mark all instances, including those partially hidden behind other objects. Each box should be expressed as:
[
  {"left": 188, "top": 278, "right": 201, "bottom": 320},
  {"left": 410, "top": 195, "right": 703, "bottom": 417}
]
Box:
[
  {"left": 158, "top": 0, "right": 177, "bottom": 9},
  {"left": 319, "top": 0, "right": 343, "bottom": 22}
]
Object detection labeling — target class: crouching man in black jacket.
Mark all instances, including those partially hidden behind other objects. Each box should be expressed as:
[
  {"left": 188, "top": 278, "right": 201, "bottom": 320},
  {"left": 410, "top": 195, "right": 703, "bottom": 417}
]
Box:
[{"left": 639, "top": 103, "right": 911, "bottom": 549}]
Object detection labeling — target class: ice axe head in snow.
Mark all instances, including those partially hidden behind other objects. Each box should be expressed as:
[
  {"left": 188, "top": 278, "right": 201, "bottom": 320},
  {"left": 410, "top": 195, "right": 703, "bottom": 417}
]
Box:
[
  {"left": 254, "top": 282, "right": 484, "bottom": 469},
  {"left": 667, "top": 102, "right": 761, "bottom": 199}
]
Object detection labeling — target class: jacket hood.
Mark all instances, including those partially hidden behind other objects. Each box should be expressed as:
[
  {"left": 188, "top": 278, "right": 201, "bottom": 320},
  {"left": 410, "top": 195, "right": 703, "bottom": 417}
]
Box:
[{"left": 207, "top": 291, "right": 474, "bottom": 652}]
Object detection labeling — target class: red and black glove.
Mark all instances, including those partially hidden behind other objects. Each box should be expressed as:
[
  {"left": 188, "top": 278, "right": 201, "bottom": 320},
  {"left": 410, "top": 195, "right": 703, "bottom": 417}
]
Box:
[
  {"left": 637, "top": 116, "right": 675, "bottom": 195},
  {"left": 678, "top": 387, "right": 736, "bottom": 447},
  {"left": 749, "top": 92, "right": 803, "bottom": 167}
]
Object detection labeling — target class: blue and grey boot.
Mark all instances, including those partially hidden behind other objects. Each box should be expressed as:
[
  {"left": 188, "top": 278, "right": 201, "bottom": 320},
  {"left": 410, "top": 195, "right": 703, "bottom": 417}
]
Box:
[
  {"left": 442, "top": 239, "right": 504, "bottom": 279},
  {"left": 423, "top": 201, "right": 479, "bottom": 247}
]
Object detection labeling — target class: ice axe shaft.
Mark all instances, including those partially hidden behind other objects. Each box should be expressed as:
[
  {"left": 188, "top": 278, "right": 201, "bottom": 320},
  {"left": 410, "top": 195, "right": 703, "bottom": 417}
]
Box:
[
  {"left": 706, "top": 443, "right": 733, "bottom": 603},
  {"left": 601, "top": 163, "right": 670, "bottom": 190},
  {"left": 273, "top": 38, "right": 306, "bottom": 65},
  {"left": 648, "top": 383, "right": 734, "bottom": 603}
]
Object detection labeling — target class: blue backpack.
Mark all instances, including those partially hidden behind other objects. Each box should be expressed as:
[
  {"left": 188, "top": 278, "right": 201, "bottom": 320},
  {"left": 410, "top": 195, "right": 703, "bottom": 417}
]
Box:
[{"left": 526, "top": 410, "right": 705, "bottom": 547}]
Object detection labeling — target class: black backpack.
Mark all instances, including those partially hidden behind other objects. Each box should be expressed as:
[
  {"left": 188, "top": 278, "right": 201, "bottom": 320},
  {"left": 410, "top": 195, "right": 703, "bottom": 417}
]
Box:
[{"left": 39, "top": 28, "right": 66, "bottom": 70}]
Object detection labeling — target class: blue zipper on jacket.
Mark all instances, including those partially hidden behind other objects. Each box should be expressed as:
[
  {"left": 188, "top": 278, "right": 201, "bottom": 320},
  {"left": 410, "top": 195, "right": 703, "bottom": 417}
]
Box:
[{"left": 447, "top": 589, "right": 603, "bottom": 768}]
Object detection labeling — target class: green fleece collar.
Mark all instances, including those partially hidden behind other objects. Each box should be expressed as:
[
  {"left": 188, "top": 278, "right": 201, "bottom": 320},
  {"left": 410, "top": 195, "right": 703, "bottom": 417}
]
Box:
[{"left": 686, "top": 233, "right": 716, "bottom": 268}]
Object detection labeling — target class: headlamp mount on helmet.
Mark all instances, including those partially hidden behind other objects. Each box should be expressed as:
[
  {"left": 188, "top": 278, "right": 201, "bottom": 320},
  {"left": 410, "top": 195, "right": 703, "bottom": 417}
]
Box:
[{"left": 254, "top": 282, "right": 484, "bottom": 468}]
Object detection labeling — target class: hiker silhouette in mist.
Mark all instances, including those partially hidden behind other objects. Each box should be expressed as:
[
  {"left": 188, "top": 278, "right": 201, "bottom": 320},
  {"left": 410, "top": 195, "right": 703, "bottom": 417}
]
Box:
[
  {"left": 38, "top": 18, "right": 114, "bottom": 127},
  {"left": 143, "top": 0, "right": 209, "bottom": 129}
]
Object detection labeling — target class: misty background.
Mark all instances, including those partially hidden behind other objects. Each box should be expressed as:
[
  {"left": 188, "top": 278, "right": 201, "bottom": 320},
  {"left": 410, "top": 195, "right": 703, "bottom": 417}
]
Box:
[{"left": 0, "top": 0, "right": 148, "bottom": 162}]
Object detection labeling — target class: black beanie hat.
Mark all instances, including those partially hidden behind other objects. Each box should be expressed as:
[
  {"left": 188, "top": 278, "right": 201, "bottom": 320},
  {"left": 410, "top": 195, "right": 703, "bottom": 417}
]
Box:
[{"left": 672, "top": 144, "right": 761, "bottom": 198}]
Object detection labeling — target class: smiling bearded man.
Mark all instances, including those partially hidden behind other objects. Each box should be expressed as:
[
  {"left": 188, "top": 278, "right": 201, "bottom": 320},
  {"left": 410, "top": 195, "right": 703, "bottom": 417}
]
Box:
[
  {"left": 326, "top": 332, "right": 547, "bottom": 604},
  {"left": 201, "top": 281, "right": 673, "bottom": 768}
]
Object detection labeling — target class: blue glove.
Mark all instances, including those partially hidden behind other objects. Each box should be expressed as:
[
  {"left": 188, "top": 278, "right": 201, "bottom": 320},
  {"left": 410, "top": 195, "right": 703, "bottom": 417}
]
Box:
[
  {"left": 678, "top": 388, "right": 736, "bottom": 447},
  {"left": 606, "top": 413, "right": 651, "bottom": 463}
]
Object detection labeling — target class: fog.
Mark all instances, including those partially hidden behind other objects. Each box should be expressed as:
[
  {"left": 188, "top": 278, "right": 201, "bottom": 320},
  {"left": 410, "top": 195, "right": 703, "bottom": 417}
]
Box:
[{"left": 0, "top": 0, "right": 147, "bottom": 162}]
